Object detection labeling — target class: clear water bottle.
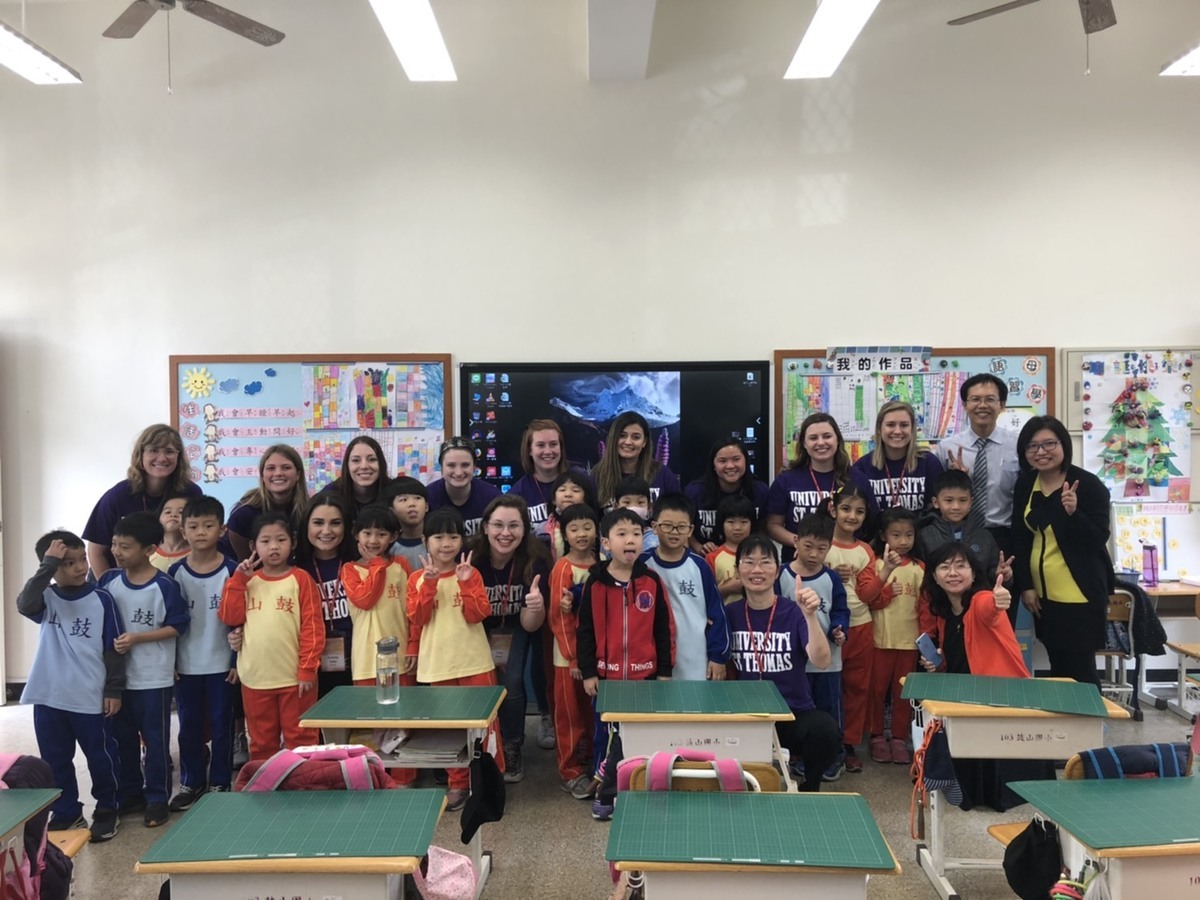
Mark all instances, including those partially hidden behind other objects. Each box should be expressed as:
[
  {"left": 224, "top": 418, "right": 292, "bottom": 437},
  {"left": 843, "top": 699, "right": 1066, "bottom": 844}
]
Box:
[{"left": 376, "top": 636, "right": 400, "bottom": 705}]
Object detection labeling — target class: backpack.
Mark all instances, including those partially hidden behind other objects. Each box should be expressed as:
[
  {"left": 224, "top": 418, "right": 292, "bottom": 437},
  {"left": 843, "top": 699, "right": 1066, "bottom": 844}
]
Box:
[
  {"left": 238, "top": 745, "right": 394, "bottom": 792},
  {"left": 0, "top": 754, "right": 72, "bottom": 900}
]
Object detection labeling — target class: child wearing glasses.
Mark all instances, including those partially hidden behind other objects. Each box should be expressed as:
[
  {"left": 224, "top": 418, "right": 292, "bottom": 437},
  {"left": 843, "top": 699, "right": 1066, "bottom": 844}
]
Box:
[{"left": 643, "top": 493, "right": 730, "bottom": 683}]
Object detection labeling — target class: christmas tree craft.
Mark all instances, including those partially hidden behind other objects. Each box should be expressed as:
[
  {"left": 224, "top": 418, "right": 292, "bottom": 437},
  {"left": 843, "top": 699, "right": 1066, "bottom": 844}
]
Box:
[{"left": 1097, "top": 378, "right": 1182, "bottom": 495}]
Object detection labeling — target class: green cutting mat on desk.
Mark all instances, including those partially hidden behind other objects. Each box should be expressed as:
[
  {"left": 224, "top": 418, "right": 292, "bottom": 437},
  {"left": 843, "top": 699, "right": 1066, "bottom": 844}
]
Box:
[
  {"left": 140, "top": 790, "right": 443, "bottom": 863},
  {"left": 0, "top": 789, "right": 59, "bottom": 835},
  {"left": 607, "top": 792, "right": 894, "bottom": 869},
  {"left": 597, "top": 680, "right": 790, "bottom": 715},
  {"left": 900, "top": 673, "right": 1108, "bottom": 717},
  {"left": 304, "top": 684, "right": 504, "bottom": 722},
  {"left": 1010, "top": 778, "right": 1200, "bottom": 850}
]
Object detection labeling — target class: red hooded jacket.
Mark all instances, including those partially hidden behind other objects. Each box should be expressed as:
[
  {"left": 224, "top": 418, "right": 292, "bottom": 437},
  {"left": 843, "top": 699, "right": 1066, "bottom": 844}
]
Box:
[{"left": 576, "top": 560, "right": 674, "bottom": 681}]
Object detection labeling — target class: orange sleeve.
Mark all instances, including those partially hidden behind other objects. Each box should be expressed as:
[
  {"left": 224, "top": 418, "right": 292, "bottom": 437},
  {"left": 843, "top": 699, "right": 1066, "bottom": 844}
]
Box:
[
  {"left": 294, "top": 571, "right": 326, "bottom": 682},
  {"left": 342, "top": 557, "right": 388, "bottom": 610},
  {"left": 856, "top": 544, "right": 886, "bottom": 607},
  {"left": 974, "top": 590, "right": 1005, "bottom": 627},
  {"left": 406, "top": 569, "right": 439, "bottom": 628},
  {"left": 917, "top": 590, "right": 938, "bottom": 636},
  {"left": 871, "top": 559, "right": 897, "bottom": 610},
  {"left": 548, "top": 560, "right": 577, "bottom": 663},
  {"left": 459, "top": 569, "right": 491, "bottom": 624},
  {"left": 394, "top": 555, "right": 413, "bottom": 576},
  {"left": 704, "top": 549, "right": 720, "bottom": 575},
  {"left": 218, "top": 570, "right": 250, "bottom": 626}
]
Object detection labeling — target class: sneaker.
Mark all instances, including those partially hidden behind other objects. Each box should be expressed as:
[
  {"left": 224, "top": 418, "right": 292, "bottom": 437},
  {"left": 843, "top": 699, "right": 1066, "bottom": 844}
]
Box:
[
  {"left": 869, "top": 735, "right": 892, "bottom": 764},
  {"left": 562, "top": 775, "right": 595, "bottom": 799},
  {"left": 446, "top": 789, "right": 469, "bottom": 812},
  {"left": 537, "top": 714, "right": 556, "bottom": 750},
  {"left": 232, "top": 732, "right": 249, "bottom": 769},
  {"left": 591, "top": 798, "right": 615, "bottom": 821},
  {"left": 503, "top": 741, "right": 524, "bottom": 783},
  {"left": 787, "top": 759, "right": 806, "bottom": 780},
  {"left": 844, "top": 751, "right": 864, "bottom": 774},
  {"left": 168, "top": 785, "right": 207, "bottom": 812},
  {"left": 90, "top": 810, "right": 119, "bottom": 843},
  {"left": 117, "top": 795, "right": 146, "bottom": 815},
  {"left": 822, "top": 760, "right": 845, "bottom": 782},
  {"left": 48, "top": 813, "right": 87, "bottom": 831},
  {"left": 891, "top": 738, "right": 912, "bottom": 765},
  {"left": 144, "top": 802, "right": 169, "bottom": 828},
  {"left": 209, "top": 785, "right": 229, "bottom": 793}
]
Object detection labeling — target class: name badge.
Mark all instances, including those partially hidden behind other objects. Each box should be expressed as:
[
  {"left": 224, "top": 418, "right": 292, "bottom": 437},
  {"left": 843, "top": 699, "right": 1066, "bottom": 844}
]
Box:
[
  {"left": 490, "top": 632, "right": 512, "bottom": 674},
  {"left": 321, "top": 635, "right": 347, "bottom": 672}
]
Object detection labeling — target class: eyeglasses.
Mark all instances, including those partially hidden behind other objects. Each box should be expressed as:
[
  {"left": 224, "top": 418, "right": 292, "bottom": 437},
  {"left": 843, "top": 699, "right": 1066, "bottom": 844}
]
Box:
[
  {"left": 738, "top": 557, "right": 776, "bottom": 572},
  {"left": 935, "top": 560, "right": 973, "bottom": 574},
  {"left": 1024, "top": 439, "right": 1061, "bottom": 455},
  {"left": 966, "top": 396, "right": 1001, "bottom": 407},
  {"left": 487, "top": 521, "right": 523, "bottom": 532},
  {"left": 656, "top": 523, "right": 692, "bottom": 535}
]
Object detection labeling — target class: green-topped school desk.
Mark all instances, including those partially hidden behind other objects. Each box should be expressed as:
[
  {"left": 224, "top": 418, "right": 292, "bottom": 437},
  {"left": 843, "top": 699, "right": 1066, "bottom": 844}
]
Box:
[
  {"left": 134, "top": 789, "right": 443, "bottom": 900},
  {"left": 0, "top": 788, "right": 58, "bottom": 869},
  {"left": 606, "top": 791, "right": 899, "bottom": 898},
  {"left": 300, "top": 684, "right": 504, "bottom": 897},
  {"left": 1010, "top": 777, "right": 1200, "bottom": 898},
  {"left": 901, "top": 674, "right": 1129, "bottom": 900},
  {"left": 597, "top": 681, "right": 793, "bottom": 771}
]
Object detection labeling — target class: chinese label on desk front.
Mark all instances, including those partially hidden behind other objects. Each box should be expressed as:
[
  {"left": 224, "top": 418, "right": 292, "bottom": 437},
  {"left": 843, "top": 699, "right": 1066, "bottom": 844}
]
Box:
[{"left": 998, "top": 730, "right": 1068, "bottom": 744}]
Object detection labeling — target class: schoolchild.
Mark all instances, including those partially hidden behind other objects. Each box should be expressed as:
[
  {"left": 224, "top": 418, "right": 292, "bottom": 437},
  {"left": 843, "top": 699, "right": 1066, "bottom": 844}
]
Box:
[
  {"left": 406, "top": 509, "right": 505, "bottom": 811},
  {"left": 149, "top": 494, "right": 190, "bottom": 573},
  {"left": 18, "top": 531, "right": 124, "bottom": 842},
  {"left": 218, "top": 512, "right": 326, "bottom": 760},
  {"left": 545, "top": 470, "right": 601, "bottom": 561},
  {"left": 294, "top": 494, "right": 357, "bottom": 697},
  {"left": 917, "top": 469, "right": 1007, "bottom": 584},
  {"left": 613, "top": 475, "right": 657, "bottom": 553},
  {"left": 381, "top": 476, "right": 430, "bottom": 570},
  {"left": 168, "top": 496, "right": 237, "bottom": 810},
  {"left": 547, "top": 503, "right": 600, "bottom": 799},
  {"left": 99, "top": 511, "right": 190, "bottom": 828},
  {"left": 644, "top": 492, "right": 730, "bottom": 682},
  {"left": 704, "top": 494, "right": 756, "bottom": 600},
  {"left": 576, "top": 508, "right": 674, "bottom": 821}
]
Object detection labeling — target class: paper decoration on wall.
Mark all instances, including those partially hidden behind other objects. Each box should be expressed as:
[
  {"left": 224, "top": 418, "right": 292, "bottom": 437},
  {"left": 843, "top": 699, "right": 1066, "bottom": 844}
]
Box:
[
  {"left": 1112, "top": 503, "right": 1200, "bottom": 578},
  {"left": 1079, "top": 351, "right": 1193, "bottom": 500}
]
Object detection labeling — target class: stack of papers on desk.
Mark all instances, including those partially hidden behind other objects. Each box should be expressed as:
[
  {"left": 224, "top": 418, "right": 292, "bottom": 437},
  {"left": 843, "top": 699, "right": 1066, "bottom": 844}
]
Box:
[{"left": 392, "top": 729, "right": 468, "bottom": 765}]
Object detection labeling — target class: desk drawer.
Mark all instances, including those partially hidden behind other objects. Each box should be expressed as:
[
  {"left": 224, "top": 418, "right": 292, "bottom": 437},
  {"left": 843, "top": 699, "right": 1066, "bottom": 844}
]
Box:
[{"left": 943, "top": 716, "right": 1105, "bottom": 759}]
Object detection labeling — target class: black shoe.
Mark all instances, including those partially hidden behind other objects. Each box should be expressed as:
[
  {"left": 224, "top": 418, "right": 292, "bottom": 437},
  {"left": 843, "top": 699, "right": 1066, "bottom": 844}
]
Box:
[
  {"left": 90, "top": 810, "right": 119, "bottom": 843},
  {"left": 168, "top": 785, "right": 207, "bottom": 812},
  {"left": 48, "top": 813, "right": 87, "bottom": 831},
  {"left": 144, "top": 802, "right": 169, "bottom": 828},
  {"left": 503, "top": 741, "right": 524, "bottom": 783},
  {"left": 118, "top": 795, "right": 147, "bottom": 815}
]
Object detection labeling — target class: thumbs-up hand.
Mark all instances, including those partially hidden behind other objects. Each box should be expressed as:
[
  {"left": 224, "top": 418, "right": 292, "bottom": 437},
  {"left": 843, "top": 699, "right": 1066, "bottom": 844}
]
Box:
[
  {"left": 993, "top": 571, "right": 1011, "bottom": 610},
  {"left": 797, "top": 587, "right": 821, "bottom": 615},
  {"left": 525, "top": 574, "right": 544, "bottom": 612},
  {"left": 1061, "top": 480, "right": 1079, "bottom": 515},
  {"left": 559, "top": 587, "right": 574, "bottom": 613}
]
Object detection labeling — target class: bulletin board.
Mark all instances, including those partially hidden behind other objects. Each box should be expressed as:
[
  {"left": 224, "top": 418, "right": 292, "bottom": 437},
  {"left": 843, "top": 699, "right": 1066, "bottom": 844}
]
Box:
[
  {"left": 170, "top": 355, "right": 451, "bottom": 516},
  {"left": 773, "top": 347, "right": 1055, "bottom": 468}
]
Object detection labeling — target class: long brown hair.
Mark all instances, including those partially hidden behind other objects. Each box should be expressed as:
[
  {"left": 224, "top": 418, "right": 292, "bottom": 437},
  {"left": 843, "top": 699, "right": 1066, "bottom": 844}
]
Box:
[
  {"left": 594, "top": 412, "right": 661, "bottom": 508},
  {"left": 126, "top": 424, "right": 193, "bottom": 494},
  {"left": 520, "top": 418, "right": 568, "bottom": 478},
  {"left": 236, "top": 444, "right": 310, "bottom": 534},
  {"left": 471, "top": 494, "right": 550, "bottom": 585},
  {"left": 788, "top": 413, "right": 851, "bottom": 480}
]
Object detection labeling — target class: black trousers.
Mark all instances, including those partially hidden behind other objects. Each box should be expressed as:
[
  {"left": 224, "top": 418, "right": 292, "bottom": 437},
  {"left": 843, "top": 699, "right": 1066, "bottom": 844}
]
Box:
[
  {"left": 1044, "top": 645, "right": 1101, "bottom": 690},
  {"left": 776, "top": 709, "right": 841, "bottom": 792}
]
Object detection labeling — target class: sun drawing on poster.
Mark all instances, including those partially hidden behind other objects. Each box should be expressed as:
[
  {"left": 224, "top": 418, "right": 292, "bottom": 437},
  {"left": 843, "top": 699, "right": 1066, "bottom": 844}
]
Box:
[{"left": 182, "top": 367, "right": 216, "bottom": 399}]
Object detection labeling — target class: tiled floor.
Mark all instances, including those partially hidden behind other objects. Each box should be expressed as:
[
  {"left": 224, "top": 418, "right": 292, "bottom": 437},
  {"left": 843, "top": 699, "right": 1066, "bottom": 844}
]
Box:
[{"left": 0, "top": 697, "right": 1187, "bottom": 899}]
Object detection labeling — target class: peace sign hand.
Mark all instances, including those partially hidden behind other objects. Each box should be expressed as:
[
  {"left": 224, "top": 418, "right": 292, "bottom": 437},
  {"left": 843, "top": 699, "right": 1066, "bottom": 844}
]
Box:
[
  {"left": 419, "top": 553, "right": 438, "bottom": 582},
  {"left": 949, "top": 447, "right": 967, "bottom": 471},
  {"left": 997, "top": 552, "right": 1014, "bottom": 583},
  {"left": 992, "top": 571, "right": 1011, "bottom": 610},
  {"left": 525, "top": 574, "right": 544, "bottom": 612},
  {"left": 236, "top": 552, "right": 260, "bottom": 578},
  {"left": 1061, "top": 480, "right": 1079, "bottom": 515},
  {"left": 454, "top": 551, "right": 474, "bottom": 583}
]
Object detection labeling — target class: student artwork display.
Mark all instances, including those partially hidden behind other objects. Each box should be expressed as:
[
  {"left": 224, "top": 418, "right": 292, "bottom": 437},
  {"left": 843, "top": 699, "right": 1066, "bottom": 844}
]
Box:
[
  {"left": 1077, "top": 350, "right": 1194, "bottom": 500},
  {"left": 1111, "top": 502, "right": 1200, "bottom": 579},
  {"left": 172, "top": 355, "right": 450, "bottom": 515},
  {"left": 774, "top": 347, "right": 1054, "bottom": 465}
]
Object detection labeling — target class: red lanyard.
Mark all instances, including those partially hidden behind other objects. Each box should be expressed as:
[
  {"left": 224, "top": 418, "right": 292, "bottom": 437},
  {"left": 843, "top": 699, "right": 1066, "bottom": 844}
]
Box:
[
  {"left": 886, "top": 460, "right": 907, "bottom": 508},
  {"left": 744, "top": 598, "right": 778, "bottom": 679}
]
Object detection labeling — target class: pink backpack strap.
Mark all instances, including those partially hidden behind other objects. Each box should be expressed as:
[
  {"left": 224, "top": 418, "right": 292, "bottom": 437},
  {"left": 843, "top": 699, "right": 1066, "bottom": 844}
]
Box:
[
  {"left": 243, "top": 750, "right": 306, "bottom": 792},
  {"left": 616, "top": 755, "right": 649, "bottom": 794},
  {"left": 669, "top": 747, "right": 718, "bottom": 762},
  {"left": 0, "top": 752, "right": 22, "bottom": 786},
  {"left": 340, "top": 756, "right": 377, "bottom": 791},
  {"left": 708, "top": 758, "right": 746, "bottom": 791},
  {"left": 648, "top": 751, "right": 715, "bottom": 790}
]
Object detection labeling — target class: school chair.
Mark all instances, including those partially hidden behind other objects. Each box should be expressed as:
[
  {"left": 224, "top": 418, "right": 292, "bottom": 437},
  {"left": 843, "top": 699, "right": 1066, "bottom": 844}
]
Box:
[
  {"left": 1062, "top": 742, "right": 1192, "bottom": 780},
  {"left": 46, "top": 829, "right": 89, "bottom": 898},
  {"left": 1096, "top": 590, "right": 1138, "bottom": 718}
]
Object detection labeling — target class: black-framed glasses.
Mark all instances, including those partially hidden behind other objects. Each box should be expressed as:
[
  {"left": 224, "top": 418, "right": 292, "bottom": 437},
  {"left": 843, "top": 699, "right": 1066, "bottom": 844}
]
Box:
[
  {"left": 656, "top": 523, "right": 692, "bottom": 535},
  {"left": 1024, "top": 439, "right": 1061, "bottom": 454}
]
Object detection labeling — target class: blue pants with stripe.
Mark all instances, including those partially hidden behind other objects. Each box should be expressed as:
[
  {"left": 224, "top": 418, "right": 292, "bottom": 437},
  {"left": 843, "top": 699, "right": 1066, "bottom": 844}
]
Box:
[
  {"left": 113, "top": 687, "right": 173, "bottom": 805},
  {"left": 33, "top": 704, "right": 120, "bottom": 821},
  {"left": 175, "top": 673, "right": 236, "bottom": 791}
]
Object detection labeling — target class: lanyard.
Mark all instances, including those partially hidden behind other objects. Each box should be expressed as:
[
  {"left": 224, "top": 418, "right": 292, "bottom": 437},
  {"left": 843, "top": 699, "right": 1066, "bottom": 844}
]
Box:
[
  {"left": 744, "top": 598, "right": 779, "bottom": 679},
  {"left": 886, "top": 459, "right": 907, "bottom": 508},
  {"left": 487, "top": 559, "right": 517, "bottom": 626}
]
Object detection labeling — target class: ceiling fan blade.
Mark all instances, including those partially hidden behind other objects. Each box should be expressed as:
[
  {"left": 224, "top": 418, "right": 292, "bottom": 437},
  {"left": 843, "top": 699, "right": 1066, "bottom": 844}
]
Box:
[
  {"left": 181, "top": 0, "right": 284, "bottom": 46},
  {"left": 948, "top": 0, "right": 1044, "bottom": 26},
  {"left": 103, "top": 0, "right": 160, "bottom": 39},
  {"left": 1079, "top": 0, "right": 1116, "bottom": 33}
]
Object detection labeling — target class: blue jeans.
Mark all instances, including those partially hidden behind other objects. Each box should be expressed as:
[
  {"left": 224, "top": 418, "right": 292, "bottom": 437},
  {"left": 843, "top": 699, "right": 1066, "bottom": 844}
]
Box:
[
  {"left": 488, "top": 625, "right": 533, "bottom": 747},
  {"left": 33, "top": 704, "right": 120, "bottom": 820},
  {"left": 113, "top": 686, "right": 172, "bottom": 805},
  {"left": 175, "top": 673, "right": 236, "bottom": 791}
]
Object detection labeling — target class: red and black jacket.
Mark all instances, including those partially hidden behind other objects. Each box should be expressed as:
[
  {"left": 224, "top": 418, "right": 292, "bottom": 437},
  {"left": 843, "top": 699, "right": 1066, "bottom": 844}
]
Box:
[{"left": 576, "top": 560, "right": 674, "bottom": 681}]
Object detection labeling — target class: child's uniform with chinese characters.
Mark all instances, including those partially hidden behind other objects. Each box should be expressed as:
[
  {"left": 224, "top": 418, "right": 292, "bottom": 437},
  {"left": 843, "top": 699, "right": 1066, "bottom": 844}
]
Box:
[{"left": 644, "top": 550, "right": 730, "bottom": 681}]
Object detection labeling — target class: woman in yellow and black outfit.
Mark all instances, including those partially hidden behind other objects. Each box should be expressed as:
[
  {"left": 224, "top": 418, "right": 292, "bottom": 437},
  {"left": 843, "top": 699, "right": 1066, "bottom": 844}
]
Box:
[{"left": 1011, "top": 416, "right": 1113, "bottom": 690}]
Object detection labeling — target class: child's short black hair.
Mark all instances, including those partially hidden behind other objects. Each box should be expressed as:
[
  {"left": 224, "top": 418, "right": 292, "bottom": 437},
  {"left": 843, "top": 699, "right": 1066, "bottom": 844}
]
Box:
[
  {"left": 715, "top": 495, "right": 756, "bottom": 536},
  {"left": 382, "top": 476, "right": 429, "bottom": 504},
  {"left": 249, "top": 511, "right": 292, "bottom": 541},
  {"left": 424, "top": 508, "right": 467, "bottom": 539},
  {"left": 354, "top": 504, "right": 401, "bottom": 535},
  {"left": 795, "top": 513, "right": 834, "bottom": 543},
  {"left": 550, "top": 470, "right": 599, "bottom": 513},
  {"left": 113, "top": 511, "right": 164, "bottom": 548},
  {"left": 558, "top": 503, "right": 599, "bottom": 532},
  {"left": 614, "top": 476, "right": 651, "bottom": 504},
  {"left": 182, "top": 495, "right": 225, "bottom": 524},
  {"left": 601, "top": 507, "right": 645, "bottom": 536},
  {"left": 34, "top": 530, "right": 84, "bottom": 561},
  {"left": 932, "top": 468, "right": 973, "bottom": 496},
  {"left": 651, "top": 491, "right": 693, "bottom": 520},
  {"left": 875, "top": 506, "right": 919, "bottom": 557}
]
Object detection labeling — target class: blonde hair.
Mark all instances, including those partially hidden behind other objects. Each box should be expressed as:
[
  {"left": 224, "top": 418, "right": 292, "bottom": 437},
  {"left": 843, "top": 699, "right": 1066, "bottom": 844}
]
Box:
[
  {"left": 869, "top": 401, "right": 924, "bottom": 470},
  {"left": 236, "top": 444, "right": 310, "bottom": 534},
  {"left": 126, "top": 424, "right": 192, "bottom": 494}
]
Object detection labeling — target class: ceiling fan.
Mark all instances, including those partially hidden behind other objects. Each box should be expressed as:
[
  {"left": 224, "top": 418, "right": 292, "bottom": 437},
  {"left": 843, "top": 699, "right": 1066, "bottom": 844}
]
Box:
[
  {"left": 102, "top": 0, "right": 284, "bottom": 46},
  {"left": 949, "top": 0, "right": 1116, "bottom": 34}
]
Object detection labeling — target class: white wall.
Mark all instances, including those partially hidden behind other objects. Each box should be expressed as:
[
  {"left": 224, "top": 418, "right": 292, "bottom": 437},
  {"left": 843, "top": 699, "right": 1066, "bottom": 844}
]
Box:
[{"left": 3, "top": 0, "right": 1199, "bottom": 680}]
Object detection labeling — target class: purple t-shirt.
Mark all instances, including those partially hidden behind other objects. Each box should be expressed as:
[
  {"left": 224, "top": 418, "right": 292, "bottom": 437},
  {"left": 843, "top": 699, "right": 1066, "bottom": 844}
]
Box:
[
  {"left": 478, "top": 557, "right": 551, "bottom": 630},
  {"left": 509, "top": 469, "right": 597, "bottom": 541},
  {"left": 766, "top": 467, "right": 877, "bottom": 558},
  {"left": 852, "top": 452, "right": 944, "bottom": 512},
  {"left": 649, "top": 467, "right": 681, "bottom": 500},
  {"left": 83, "top": 478, "right": 202, "bottom": 569},
  {"left": 426, "top": 478, "right": 502, "bottom": 536},
  {"left": 684, "top": 479, "right": 770, "bottom": 545},
  {"left": 727, "top": 597, "right": 815, "bottom": 713}
]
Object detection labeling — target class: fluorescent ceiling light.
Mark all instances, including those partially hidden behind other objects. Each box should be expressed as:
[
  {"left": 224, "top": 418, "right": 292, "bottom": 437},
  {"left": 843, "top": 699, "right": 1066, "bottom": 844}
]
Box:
[
  {"left": 0, "top": 18, "right": 81, "bottom": 84},
  {"left": 784, "top": 0, "right": 881, "bottom": 80},
  {"left": 1161, "top": 42, "right": 1200, "bottom": 77},
  {"left": 366, "top": 0, "right": 456, "bottom": 82}
]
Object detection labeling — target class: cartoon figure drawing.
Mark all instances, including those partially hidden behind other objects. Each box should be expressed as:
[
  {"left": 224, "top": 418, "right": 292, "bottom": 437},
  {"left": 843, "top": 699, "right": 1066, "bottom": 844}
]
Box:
[
  {"left": 204, "top": 444, "right": 219, "bottom": 463},
  {"left": 203, "top": 462, "right": 220, "bottom": 484},
  {"left": 203, "top": 403, "right": 218, "bottom": 423}
]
